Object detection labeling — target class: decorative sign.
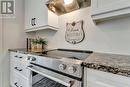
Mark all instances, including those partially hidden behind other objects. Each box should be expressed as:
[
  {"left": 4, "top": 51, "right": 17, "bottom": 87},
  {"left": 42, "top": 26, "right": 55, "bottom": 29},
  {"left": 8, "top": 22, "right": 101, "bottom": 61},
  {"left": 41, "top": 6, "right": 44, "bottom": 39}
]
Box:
[{"left": 65, "top": 20, "right": 85, "bottom": 44}]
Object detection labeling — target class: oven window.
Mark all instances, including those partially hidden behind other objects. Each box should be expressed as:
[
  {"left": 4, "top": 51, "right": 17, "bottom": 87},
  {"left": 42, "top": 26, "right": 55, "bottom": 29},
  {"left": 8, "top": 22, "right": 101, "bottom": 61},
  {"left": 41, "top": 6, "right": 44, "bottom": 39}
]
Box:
[{"left": 32, "top": 72, "right": 67, "bottom": 87}]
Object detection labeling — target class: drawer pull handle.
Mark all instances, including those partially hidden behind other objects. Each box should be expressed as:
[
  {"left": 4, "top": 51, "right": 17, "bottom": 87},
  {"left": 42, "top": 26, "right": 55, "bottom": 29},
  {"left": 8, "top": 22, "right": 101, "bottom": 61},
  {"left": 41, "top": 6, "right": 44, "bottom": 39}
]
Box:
[
  {"left": 19, "top": 57, "right": 23, "bottom": 59},
  {"left": 14, "top": 67, "right": 23, "bottom": 71},
  {"left": 14, "top": 56, "right": 23, "bottom": 59},
  {"left": 14, "top": 55, "right": 18, "bottom": 58}
]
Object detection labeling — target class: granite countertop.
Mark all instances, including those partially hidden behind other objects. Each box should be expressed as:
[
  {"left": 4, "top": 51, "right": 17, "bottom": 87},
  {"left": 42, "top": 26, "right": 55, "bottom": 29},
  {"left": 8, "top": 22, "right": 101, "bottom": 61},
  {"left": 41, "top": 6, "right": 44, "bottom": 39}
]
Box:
[
  {"left": 9, "top": 49, "right": 130, "bottom": 77},
  {"left": 8, "top": 48, "right": 48, "bottom": 56},
  {"left": 9, "top": 48, "right": 39, "bottom": 54},
  {"left": 84, "top": 53, "right": 130, "bottom": 77}
]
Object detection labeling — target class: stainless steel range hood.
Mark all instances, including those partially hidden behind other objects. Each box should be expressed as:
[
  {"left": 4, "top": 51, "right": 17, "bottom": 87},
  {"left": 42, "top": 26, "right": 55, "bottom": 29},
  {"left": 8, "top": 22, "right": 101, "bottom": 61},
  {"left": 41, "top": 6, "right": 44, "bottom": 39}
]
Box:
[{"left": 46, "top": 0, "right": 91, "bottom": 15}]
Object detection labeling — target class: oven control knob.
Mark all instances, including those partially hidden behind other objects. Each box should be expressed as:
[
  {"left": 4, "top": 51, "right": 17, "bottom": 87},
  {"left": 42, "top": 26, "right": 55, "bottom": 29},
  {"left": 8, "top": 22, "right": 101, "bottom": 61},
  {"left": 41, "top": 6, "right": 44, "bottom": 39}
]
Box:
[
  {"left": 59, "top": 64, "right": 66, "bottom": 70},
  {"left": 68, "top": 66, "right": 77, "bottom": 74},
  {"left": 31, "top": 57, "right": 36, "bottom": 61}
]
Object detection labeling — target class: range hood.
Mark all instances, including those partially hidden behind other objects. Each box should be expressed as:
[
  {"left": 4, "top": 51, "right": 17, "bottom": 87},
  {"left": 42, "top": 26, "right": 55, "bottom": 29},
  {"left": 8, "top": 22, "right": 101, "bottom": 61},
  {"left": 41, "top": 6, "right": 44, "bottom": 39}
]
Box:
[{"left": 46, "top": 0, "right": 91, "bottom": 15}]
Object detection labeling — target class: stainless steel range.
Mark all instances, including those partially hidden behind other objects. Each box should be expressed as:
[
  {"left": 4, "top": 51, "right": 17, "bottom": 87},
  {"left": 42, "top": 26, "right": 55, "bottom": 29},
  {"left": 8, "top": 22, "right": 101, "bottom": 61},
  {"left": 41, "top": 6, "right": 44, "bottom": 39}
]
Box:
[{"left": 27, "top": 49, "right": 93, "bottom": 87}]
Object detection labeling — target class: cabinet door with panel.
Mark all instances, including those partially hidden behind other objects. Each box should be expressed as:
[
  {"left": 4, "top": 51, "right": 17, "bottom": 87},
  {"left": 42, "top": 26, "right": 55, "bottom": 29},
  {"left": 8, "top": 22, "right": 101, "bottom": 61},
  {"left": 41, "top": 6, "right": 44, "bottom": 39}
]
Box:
[
  {"left": 84, "top": 68, "right": 130, "bottom": 87},
  {"left": 32, "top": 0, "right": 48, "bottom": 28},
  {"left": 91, "top": 0, "right": 130, "bottom": 22},
  {"left": 25, "top": 0, "right": 59, "bottom": 32},
  {"left": 25, "top": 0, "right": 34, "bottom": 29}
]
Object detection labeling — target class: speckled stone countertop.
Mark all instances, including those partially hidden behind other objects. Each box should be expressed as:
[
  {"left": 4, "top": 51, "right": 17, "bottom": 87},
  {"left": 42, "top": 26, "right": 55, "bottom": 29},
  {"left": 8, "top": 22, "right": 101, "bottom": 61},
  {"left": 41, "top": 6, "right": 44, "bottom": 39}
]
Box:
[
  {"left": 8, "top": 48, "right": 49, "bottom": 56},
  {"left": 8, "top": 48, "right": 60, "bottom": 58},
  {"left": 9, "top": 49, "right": 30, "bottom": 53},
  {"left": 9, "top": 48, "right": 40, "bottom": 54},
  {"left": 84, "top": 52, "right": 130, "bottom": 77}
]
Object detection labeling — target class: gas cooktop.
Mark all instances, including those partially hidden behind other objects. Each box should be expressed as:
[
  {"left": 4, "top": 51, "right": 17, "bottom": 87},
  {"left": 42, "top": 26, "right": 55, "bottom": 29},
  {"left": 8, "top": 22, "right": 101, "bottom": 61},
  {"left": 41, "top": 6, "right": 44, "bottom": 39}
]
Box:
[{"left": 41, "top": 49, "right": 93, "bottom": 60}]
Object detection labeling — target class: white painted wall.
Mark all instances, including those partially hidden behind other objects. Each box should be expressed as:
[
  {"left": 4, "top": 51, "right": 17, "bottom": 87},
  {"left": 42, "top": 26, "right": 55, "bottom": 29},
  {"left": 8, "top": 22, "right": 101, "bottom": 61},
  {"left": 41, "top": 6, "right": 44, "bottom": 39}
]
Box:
[
  {"left": 0, "top": 14, "right": 2, "bottom": 57},
  {"left": 35, "top": 7, "right": 130, "bottom": 55},
  {"left": 0, "top": 14, "right": 3, "bottom": 87},
  {"left": 0, "top": 0, "right": 25, "bottom": 87}
]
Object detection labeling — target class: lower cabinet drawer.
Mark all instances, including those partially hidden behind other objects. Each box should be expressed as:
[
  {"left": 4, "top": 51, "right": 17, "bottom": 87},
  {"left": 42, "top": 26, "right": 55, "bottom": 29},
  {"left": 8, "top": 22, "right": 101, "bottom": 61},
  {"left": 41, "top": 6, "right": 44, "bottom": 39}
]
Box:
[
  {"left": 10, "top": 52, "right": 28, "bottom": 63},
  {"left": 15, "top": 62, "right": 30, "bottom": 78},
  {"left": 10, "top": 59, "right": 30, "bottom": 79},
  {"left": 10, "top": 71, "right": 30, "bottom": 87}
]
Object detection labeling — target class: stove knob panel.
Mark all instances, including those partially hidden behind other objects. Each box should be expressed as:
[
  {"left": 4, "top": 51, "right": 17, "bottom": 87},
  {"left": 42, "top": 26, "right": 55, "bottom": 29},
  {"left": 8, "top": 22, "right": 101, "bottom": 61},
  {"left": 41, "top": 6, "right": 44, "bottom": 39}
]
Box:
[
  {"left": 68, "top": 66, "right": 77, "bottom": 74},
  {"left": 59, "top": 64, "right": 66, "bottom": 70}
]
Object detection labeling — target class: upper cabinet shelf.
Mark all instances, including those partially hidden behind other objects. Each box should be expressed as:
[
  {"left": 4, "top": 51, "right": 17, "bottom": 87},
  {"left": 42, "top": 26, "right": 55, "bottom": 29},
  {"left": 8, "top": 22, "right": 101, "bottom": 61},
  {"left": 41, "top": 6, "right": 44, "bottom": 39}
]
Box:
[
  {"left": 91, "top": 0, "right": 130, "bottom": 22},
  {"left": 25, "top": 0, "right": 59, "bottom": 32}
]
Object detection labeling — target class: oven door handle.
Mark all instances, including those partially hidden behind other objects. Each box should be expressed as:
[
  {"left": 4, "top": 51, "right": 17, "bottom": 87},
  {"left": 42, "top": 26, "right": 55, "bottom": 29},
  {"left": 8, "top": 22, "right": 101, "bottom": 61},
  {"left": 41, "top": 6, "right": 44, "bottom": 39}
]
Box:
[{"left": 27, "top": 65, "right": 74, "bottom": 87}]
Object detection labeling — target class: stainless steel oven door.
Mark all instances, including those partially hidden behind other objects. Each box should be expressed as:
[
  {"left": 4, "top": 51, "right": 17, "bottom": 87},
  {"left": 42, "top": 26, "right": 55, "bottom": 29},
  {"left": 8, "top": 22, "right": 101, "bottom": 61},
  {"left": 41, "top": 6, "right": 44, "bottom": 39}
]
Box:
[{"left": 28, "top": 64, "right": 82, "bottom": 87}]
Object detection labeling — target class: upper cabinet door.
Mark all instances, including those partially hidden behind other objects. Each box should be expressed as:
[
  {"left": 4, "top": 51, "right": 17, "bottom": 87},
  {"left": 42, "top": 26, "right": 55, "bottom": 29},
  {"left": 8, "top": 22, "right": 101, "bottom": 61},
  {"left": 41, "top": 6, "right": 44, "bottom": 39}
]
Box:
[
  {"left": 25, "top": 0, "right": 59, "bottom": 32},
  {"left": 25, "top": 0, "right": 34, "bottom": 30},
  {"left": 91, "top": 0, "right": 130, "bottom": 22}
]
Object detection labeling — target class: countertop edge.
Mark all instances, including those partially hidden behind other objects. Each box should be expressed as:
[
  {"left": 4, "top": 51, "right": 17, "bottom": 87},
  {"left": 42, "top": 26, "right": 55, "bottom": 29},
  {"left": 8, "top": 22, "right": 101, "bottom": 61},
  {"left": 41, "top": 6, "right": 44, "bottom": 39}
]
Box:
[{"left": 83, "top": 63, "right": 130, "bottom": 77}]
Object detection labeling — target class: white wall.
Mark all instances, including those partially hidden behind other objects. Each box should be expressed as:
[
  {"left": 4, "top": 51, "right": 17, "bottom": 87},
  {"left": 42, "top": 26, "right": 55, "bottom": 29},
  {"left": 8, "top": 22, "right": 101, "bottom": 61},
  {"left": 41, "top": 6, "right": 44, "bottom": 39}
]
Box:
[
  {"left": 0, "top": 0, "right": 25, "bottom": 87},
  {"left": 0, "top": 14, "right": 3, "bottom": 87},
  {"left": 35, "top": 7, "right": 130, "bottom": 55},
  {"left": 0, "top": 14, "right": 2, "bottom": 56}
]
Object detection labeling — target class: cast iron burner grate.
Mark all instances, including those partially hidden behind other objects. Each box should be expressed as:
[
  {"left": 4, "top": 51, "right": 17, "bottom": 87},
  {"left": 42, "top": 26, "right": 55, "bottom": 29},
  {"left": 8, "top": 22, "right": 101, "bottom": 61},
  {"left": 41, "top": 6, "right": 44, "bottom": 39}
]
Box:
[{"left": 33, "top": 77, "right": 67, "bottom": 87}]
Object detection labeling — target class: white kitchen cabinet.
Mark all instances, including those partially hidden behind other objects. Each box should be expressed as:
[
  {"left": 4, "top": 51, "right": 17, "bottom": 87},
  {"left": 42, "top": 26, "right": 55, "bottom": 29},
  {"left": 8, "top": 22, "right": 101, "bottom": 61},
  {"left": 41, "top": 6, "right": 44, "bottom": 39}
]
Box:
[
  {"left": 84, "top": 68, "right": 130, "bottom": 87},
  {"left": 25, "top": 0, "right": 59, "bottom": 32},
  {"left": 10, "top": 59, "right": 30, "bottom": 78},
  {"left": 10, "top": 52, "right": 27, "bottom": 62},
  {"left": 91, "top": 0, "right": 130, "bottom": 22},
  {"left": 10, "top": 52, "right": 30, "bottom": 87}
]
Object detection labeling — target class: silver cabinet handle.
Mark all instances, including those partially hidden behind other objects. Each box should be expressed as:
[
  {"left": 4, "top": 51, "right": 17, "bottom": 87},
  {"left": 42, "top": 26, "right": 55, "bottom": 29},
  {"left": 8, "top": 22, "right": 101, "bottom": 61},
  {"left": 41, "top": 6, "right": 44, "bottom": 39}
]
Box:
[{"left": 14, "top": 67, "right": 23, "bottom": 71}]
